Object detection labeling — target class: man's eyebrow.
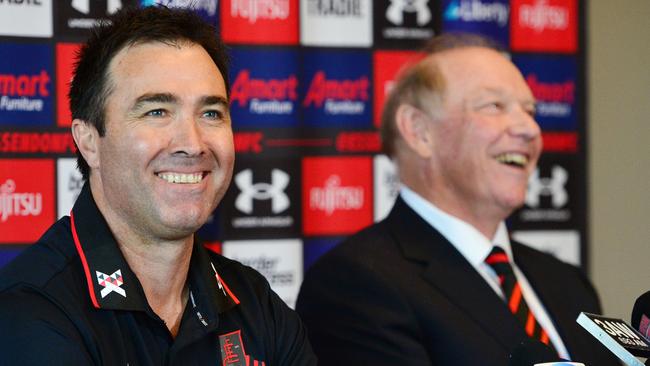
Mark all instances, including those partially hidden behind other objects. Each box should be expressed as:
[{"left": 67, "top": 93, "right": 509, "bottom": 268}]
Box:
[
  {"left": 200, "top": 95, "right": 229, "bottom": 107},
  {"left": 131, "top": 93, "right": 177, "bottom": 110}
]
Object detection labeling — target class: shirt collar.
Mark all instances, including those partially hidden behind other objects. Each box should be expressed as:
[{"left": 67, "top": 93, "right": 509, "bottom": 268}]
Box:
[
  {"left": 399, "top": 186, "right": 512, "bottom": 266},
  {"left": 70, "top": 182, "right": 239, "bottom": 314}
]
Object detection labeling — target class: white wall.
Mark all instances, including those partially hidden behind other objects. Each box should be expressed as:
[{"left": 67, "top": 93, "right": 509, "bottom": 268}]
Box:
[{"left": 589, "top": 1, "right": 650, "bottom": 319}]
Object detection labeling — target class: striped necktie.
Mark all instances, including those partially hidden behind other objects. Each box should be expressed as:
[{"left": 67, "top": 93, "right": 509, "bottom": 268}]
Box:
[{"left": 485, "top": 246, "right": 555, "bottom": 349}]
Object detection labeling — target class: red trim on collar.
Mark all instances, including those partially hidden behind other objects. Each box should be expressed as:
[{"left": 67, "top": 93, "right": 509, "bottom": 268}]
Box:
[
  {"left": 219, "top": 276, "right": 240, "bottom": 305},
  {"left": 70, "top": 211, "right": 100, "bottom": 309}
]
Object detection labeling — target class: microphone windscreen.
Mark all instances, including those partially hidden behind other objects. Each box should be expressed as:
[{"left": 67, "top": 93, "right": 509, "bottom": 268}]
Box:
[
  {"left": 508, "top": 338, "right": 564, "bottom": 366},
  {"left": 632, "top": 291, "right": 650, "bottom": 338}
]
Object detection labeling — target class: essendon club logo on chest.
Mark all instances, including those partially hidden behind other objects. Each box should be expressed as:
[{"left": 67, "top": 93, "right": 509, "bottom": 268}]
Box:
[
  {"left": 302, "top": 156, "right": 372, "bottom": 235},
  {"left": 0, "top": 159, "right": 54, "bottom": 244},
  {"left": 219, "top": 330, "right": 266, "bottom": 366}
]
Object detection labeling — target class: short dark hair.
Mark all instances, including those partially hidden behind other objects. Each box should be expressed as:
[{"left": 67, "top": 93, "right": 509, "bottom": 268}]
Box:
[
  {"left": 380, "top": 32, "right": 504, "bottom": 157},
  {"left": 69, "top": 6, "right": 230, "bottom": 180}
]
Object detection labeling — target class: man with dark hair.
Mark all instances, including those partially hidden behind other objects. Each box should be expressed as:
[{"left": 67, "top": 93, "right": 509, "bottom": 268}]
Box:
[
  {"left": 0, "top": 6, "right": 315, "bottom": 365},
  {"left": 296, "top": 33, "right": 618, "bottom": 365}
]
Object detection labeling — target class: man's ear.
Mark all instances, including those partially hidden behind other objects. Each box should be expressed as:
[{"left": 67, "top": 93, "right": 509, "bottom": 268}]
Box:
[
  {"left": 395, "top": 104, "right": 434, "bottom": 158},
  {"left": 71, "top": 119, "right": 100, "bottom": 170}
]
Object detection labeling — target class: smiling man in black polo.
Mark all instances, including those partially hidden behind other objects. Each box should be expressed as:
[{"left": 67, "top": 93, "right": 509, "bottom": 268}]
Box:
[{"left": 0, "top": 6, "right": 314, "bottom": 366}]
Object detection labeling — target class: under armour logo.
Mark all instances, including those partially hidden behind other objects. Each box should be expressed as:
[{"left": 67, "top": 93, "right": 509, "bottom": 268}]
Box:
[
  {"left": 235, "top": 169, "right": 290, "bottom": 214},
  {"left": 526, "top": 166, "right": 568, "bottom": 208},
  {"left": 96, "top": 269, "right": 126, "bottom": 298},
  {"left": 71, "top": 0, "right": 122, "bottom": 15},
  {"left": 386, "top": 0, "right": 431, "bottom": 26}
]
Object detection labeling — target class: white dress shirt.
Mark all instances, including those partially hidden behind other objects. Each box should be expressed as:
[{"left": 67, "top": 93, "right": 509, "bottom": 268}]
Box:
[{"left": 400, "top": 186, "right": 570, "bottom": 359}]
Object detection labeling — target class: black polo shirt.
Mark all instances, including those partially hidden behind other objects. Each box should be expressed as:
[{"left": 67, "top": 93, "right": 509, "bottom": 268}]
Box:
[{"left": 0, "top": 184, "right": 316, "bottom": 366}]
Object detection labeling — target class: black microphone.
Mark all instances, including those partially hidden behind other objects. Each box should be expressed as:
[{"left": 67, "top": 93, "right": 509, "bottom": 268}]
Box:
[
  {"left": 508, "top": 338, "right": 568, "bottom": 365},
  {"left": 632, "top": 291, "right": 650, "bottom": 340}
]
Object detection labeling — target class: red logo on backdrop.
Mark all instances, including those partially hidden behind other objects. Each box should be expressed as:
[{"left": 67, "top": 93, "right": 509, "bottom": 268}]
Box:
[
  {"left": 221, "top": 0, "right": 298, "bottom": 44},
  {"left": 527, "top": 74, "right": 575, "bottom": 103},
  {"left": 56, "top": 43, "right": 80, "bottom": 128},
  {"left": 230, "top": 70, "right": 298, "bottom": 108},
  {"left": 542, "top": 132, "right": 578, "bottom": 153},
  {"left": 510, "top": 0, "right": 577, "bottom": 53},
  {"left": 0, "top": 159, "right": 55, "bottom": 244},
  {"left": 302, "top": 71, "right": 369, "bottom": 108},
  {"left": 373, "top": 51, "right": 423, "bottom": 127},
  {"left": 302, "top": 156, "right": 372, "bottom": 236}
]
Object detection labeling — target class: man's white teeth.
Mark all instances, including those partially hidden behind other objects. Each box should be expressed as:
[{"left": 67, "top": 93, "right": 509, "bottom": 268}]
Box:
[
  {"left": 496, "top": 153, "right": 528, "bottom": 167},
  {"left": 157, "top": 172, "right": 203, "bottom": 184}
]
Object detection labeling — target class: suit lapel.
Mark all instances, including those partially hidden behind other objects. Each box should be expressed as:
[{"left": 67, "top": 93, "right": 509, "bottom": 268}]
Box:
[{"left": 386, "top": 198, "right": 528, "bottom": 351}]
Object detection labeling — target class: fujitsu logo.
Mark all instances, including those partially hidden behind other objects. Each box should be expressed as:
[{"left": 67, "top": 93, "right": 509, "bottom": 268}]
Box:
[
  {"left": 231, "top": 0, "right": 290, "bottom": 24},
  {"left": 230, "top": 70, "right": 298, "bottom": 114},
  {"left": 303, "top": 71, "right": 369, "bottom": 115},
  {"left": 0, "top": 179, "right": 43, "bottom": 222},
  {"left": 526, "top": 75, "right": 574, "bottom": 102},
  {"left": 386, "top": 0, "right": 431, "bottom": 26},
  {"left": 444, "top": 0, "right": 509, "bottom": 27},
  {"left": 519, "top": 0, "right": 569, "bottom": 32},
  {"left": 309, "top": 175, "right": 364, "bottom": 216},
  {"left": 526, "top": 166, "right": 568, "bottom": 208}
]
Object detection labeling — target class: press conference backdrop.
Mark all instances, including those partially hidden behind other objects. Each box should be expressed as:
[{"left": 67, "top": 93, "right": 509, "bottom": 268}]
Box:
[{"left": 0, "top": 0, "right": 586, "bottom": 308}]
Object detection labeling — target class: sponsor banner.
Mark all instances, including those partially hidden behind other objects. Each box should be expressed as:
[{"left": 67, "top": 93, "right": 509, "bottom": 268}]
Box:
[
  {"left": 511, "top": 230, "right": 580, "bottom": 266},
  {"left": 300, "top": 0, "right": 372, "bottom": 47},
  {"left": 302, "top": 156, "right": 372, "bottom": 236},
  {"left": 0, "top": 131, "right": 77, "bottom": 155},
  {"left": 229, "top": 48, "right": 300, "bottom": 128},
  {"left": 335, "top": 131, "right": 381, "bottom": 153},
  {"left": 55, "top": 0, "right": 138, "bottom": 37},
  {"left": 373, "top": 0, "right": 437, "bottom": 48},
  {"left": 56, "top": 43, "right": 81, "bottom": 128},
  {"left": 222, "top": 239, "right": 303, "bottom": 308},
  {"left": 221, "top": 158, "right": 301, "bottom": 240},
  {"left": 373, "top": 50, "right": 423, "bottom": 127},
  {"left": 0, "top": 159, "right": 55, "bottom": 244},
  {"left": 302, "top": 50, "right": 372, "bottom": 127},
  {"left": 542, "top": 131, "right": 578, "bottom": 153},
  {"left": 373, "top": 154, "right": 399, "bottom": 222},
  {"left": 442, "top": 0, "right": 509, "bottom": 47},
  {"left": 514, "top": 55, "right": 577, "bottom": 131},
  {"left": 0, "top": 0, "right": 52, "bottom": 38},
  {"left": 510, "top": 154, "right": 582, "bottom": 229},
  {"left": 303, "top": 238, "right": 339, "bottom": 269},
  {"left": 0, "top": 247, "right": 24, "bottom": 268},
  {"left": 56, "top": 158, "right": 83, "bottom": 219},
  {"left": 141, "top": 0, "right": 219, "bottom": 25},
  {"left": 510, "top": 0, "right": 577, "bottom": 53},
  {"left": 221, "top": 0, "right": 298, "bottom": 44},
  {"left": 0, "top": 43, "right": 54, "bottom": 127}
]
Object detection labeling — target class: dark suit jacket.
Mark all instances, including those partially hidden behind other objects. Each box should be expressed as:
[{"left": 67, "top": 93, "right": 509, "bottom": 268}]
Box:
[{"left": 296, "top": 198, "right": 619, "bottom": 365}]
